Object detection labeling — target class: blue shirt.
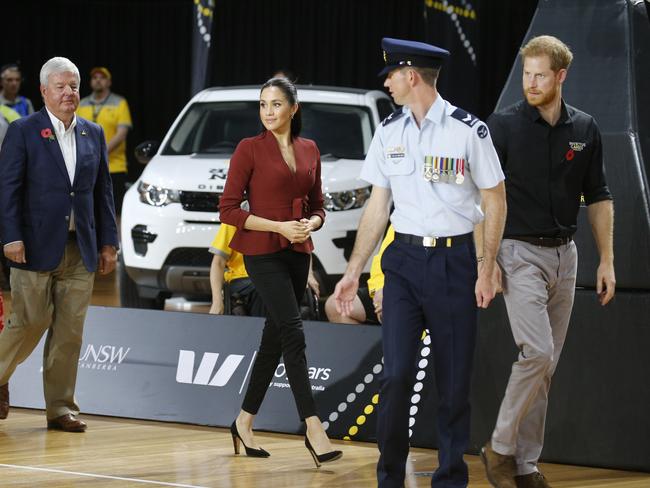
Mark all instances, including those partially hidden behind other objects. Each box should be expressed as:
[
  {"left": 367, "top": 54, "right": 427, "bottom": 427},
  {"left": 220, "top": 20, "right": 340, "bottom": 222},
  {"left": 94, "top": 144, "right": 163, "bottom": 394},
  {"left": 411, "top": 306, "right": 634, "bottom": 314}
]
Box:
[{"left": 360, "top": 95, "right": 504, "bottom": 237}]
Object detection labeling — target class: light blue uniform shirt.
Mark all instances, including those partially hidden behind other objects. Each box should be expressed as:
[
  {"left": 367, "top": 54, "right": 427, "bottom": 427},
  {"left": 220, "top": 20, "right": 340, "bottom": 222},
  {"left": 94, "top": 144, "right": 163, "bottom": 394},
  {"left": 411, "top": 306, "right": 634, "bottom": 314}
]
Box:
[{"left": 360, "top": 96, "right": 504, "bottom": 237}]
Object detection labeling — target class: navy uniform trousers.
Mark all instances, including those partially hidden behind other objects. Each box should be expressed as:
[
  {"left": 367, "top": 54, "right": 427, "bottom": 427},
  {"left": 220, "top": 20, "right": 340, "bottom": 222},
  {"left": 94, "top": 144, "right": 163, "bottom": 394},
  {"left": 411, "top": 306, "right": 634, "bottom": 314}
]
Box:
[{"left": 377, "top": 239, "right": 478, "bottom": 488}]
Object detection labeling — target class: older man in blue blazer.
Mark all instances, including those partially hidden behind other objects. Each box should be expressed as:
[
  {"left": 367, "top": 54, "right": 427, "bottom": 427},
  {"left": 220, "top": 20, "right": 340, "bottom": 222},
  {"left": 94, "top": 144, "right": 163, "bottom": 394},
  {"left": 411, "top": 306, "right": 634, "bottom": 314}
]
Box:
[{"left": 0, "top": 57, "right": 118, "bottom": 432}]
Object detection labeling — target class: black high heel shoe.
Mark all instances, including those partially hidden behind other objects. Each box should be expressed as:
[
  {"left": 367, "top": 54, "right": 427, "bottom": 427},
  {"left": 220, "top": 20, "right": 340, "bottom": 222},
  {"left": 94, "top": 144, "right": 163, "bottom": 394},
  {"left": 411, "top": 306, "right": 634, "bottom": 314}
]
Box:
[
  {"left": 304, "top": 436, "right": 342, "bottom": 468},
  {"left": 230, "top": 421, "right": 270, "bottom": 458}
]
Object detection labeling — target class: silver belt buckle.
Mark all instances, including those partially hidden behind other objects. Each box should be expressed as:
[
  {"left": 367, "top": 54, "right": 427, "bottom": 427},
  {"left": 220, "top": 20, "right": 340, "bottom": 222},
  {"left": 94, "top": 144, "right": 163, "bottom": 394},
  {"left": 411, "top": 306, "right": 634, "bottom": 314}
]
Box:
[{"left": 422, "top": 236, "right": 437, "bottom": 247}]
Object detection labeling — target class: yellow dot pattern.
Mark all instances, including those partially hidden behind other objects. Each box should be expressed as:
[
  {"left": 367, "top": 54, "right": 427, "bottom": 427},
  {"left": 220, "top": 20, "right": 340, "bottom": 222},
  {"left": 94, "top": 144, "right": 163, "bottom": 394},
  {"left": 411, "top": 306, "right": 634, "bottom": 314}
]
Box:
[
  {"left": 194, "top": 0, "right": 214, "bottom": 19},
  {"left": 339, "top": 335, "right": 432, "bottom": 442},
  {"left": 425, "top": 0, "right": 477, "bottom": 20},
  {"left": 342, "top": 393, "right": 380, "bottom": 441}
]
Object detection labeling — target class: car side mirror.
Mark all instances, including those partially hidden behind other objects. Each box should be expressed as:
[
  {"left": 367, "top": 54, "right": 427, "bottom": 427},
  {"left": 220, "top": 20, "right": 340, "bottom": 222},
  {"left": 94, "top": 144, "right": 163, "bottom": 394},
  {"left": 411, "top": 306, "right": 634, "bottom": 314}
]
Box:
[{"left": 134, "top": 140, "right": 160, "bottom": 165}]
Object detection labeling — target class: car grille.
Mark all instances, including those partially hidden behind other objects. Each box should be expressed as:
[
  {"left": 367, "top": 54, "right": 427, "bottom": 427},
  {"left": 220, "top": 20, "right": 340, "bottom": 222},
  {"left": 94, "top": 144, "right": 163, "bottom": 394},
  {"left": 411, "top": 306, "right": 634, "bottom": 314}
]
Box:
[
  {"left": 164, "top": 248, "right": 213, "bottom": 267},
  {"left": 180, "top": 191, "right": 220, "bottom": 212}
]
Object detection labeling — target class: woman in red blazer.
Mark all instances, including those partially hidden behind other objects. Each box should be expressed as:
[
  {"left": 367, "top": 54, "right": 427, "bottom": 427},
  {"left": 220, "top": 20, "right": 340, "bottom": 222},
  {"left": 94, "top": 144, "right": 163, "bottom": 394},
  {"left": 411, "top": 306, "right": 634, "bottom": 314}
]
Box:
[{"left": 220, "top": 78, "right": 342, "bottom": 467}]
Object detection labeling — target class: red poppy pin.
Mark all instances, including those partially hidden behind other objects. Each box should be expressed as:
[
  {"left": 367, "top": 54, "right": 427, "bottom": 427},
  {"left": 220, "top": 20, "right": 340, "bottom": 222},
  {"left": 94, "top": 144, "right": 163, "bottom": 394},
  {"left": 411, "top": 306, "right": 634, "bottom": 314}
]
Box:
[
  {"left": 565, "top": 148, "right": 575, "bottom": 161},
  {"left": 40, "top": 128, "right": 56, "bottom": 142}
]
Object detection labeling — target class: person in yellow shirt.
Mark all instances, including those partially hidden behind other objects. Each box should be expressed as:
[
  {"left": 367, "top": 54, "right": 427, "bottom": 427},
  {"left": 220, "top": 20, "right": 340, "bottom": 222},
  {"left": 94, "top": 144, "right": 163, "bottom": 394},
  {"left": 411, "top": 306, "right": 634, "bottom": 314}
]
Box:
[
  {"left": 76, "top": 67, "right": 132, "bottom": 213},
  {"left": 325, "top": 225, "right": 394, "bottom": 325},
  {"left": 209, "top": 223, "right": 321, "bottom": 318}
]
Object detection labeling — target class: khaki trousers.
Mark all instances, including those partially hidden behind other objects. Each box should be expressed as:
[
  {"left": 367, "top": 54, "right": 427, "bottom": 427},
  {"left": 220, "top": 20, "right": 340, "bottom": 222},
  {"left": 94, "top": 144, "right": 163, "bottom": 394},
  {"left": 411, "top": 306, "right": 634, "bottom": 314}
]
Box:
[
  {"left": 491, "top": 239, "right": 577, "bottom": 476},
  {"left": 0, "top": 239, "right": 94, "bottom": 419}
]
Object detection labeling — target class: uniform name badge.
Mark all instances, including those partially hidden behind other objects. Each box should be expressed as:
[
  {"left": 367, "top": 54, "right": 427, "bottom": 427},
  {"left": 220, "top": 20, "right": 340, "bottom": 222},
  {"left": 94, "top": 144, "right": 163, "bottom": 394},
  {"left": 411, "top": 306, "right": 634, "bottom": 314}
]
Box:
[
  {"left": 386, "top": 145, "right": 406, "bottom": 161},
  {"left": 423, "top": 155, "right": 434, "bottom": 181}
]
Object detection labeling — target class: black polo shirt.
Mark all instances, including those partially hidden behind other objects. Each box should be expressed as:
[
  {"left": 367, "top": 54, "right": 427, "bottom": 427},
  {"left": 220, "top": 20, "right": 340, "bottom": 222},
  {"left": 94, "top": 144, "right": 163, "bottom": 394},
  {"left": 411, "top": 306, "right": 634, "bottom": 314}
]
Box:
[{"left": 487, "top": 99, "right": 612, "bottom": 238}]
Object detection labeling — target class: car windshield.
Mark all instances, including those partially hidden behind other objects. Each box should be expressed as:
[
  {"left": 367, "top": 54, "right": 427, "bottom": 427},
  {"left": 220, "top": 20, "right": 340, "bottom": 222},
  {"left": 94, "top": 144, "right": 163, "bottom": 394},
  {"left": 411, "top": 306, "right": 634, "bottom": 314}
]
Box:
[{"left": 162, "top": 100, "right": 375, "bottom": 159}]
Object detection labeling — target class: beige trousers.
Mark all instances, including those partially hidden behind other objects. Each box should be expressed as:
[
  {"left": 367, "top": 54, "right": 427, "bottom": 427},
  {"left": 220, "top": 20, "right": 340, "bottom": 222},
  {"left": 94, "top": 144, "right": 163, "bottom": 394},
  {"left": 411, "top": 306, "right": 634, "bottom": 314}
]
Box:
[
  {"left": 491, "top": 239, "right": 578, "bottom": 476},
  {"left": 0, "top": 239, "right": 94, "bottom": 419}
]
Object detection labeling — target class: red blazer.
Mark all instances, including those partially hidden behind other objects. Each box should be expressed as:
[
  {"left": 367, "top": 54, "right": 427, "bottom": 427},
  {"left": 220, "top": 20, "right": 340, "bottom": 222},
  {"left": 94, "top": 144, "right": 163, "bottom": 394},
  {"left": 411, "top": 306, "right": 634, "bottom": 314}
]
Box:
[{"left": 220, "top": 131, "right": 326, "bottom": 255}]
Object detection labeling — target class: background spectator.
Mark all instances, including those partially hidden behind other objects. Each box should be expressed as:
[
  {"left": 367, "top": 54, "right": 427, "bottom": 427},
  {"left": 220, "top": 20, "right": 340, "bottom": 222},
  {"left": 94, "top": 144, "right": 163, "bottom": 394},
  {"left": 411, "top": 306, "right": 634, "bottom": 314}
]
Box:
[
  {"left": 325, "top": 225, "right": 393, "bottom": 325},
  {"left": 76, "top": 67, "right": 132, "bottom": 214},
  {"left": 0, "top": 64, "right": 34, "bottom": 117}
]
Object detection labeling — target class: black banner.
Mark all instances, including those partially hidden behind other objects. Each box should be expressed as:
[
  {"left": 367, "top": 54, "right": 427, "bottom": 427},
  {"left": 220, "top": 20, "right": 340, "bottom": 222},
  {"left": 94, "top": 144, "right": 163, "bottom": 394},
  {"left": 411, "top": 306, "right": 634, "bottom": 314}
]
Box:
[
  {"left": 10, "top": 308, "right": 385, "bottom": 438},
  {"left": 10, "top": 297, "right": 650, "bottom": 471},
  {"left": 191, "top": 0, "right": 215, "bottom": 95}
]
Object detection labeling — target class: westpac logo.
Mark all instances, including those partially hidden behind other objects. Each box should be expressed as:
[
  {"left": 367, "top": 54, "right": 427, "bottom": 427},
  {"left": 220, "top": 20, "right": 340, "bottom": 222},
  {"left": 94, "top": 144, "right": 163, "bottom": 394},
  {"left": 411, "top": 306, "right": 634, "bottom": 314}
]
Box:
[
  {"left": 79, "top": 344, "right": 131, "bottom": 372},
  {"left": 176, "top": 350, "right": 244, "bottom": 387}
]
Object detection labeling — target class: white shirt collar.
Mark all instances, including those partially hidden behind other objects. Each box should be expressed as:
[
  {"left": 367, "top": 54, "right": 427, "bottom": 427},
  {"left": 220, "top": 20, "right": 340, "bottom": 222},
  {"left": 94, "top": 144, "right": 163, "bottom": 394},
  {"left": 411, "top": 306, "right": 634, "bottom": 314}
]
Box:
[
  {"left": 403, "top": 95, "right": 446, "bottom": 127},
  {"left": 45, "top": 107, "right": 77, "bottom": 134}
]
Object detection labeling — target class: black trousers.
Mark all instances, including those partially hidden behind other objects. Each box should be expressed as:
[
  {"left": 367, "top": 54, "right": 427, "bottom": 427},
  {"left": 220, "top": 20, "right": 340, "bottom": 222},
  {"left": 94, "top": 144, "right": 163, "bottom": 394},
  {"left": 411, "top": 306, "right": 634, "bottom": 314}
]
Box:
[{"left": 241, "top": 249, "right": 316, "bottom": 420}]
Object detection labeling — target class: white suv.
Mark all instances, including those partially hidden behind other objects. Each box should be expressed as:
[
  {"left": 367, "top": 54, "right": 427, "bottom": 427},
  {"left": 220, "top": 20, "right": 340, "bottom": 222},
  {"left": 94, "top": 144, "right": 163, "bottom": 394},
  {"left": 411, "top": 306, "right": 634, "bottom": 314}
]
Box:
[{"left": 120, "top": 85, "right": 394, "bottom": 308}]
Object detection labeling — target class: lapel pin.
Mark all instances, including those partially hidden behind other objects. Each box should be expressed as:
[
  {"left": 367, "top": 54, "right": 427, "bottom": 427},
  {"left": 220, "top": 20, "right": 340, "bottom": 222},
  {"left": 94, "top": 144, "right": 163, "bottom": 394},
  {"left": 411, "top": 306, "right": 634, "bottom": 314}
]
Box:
[{"left": 81, "top": 129, "right": 88, "bottom": 136}]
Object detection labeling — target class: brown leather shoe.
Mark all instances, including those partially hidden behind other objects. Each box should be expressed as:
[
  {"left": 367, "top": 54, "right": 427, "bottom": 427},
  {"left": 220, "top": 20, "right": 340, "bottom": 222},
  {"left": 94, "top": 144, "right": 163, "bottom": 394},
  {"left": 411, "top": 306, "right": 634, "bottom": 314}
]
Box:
[
  {"left": 47, "top": 414, "right": 87, "bottom": 432},
  {"left": 480, "top": 441, "right": 517, "bottom": 488},
  {"left": 0, "top": 383, "right": 8, "bottom": 419},
  {"left": 515, "top": 472, "right": 551, "bottom": 488}
]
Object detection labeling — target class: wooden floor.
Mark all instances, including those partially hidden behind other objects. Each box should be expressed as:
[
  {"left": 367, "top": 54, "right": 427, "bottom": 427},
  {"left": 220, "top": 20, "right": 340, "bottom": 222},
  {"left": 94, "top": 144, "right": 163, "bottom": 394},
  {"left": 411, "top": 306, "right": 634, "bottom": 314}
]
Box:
[
  {"left": 2, "top": 271, "right": 650, "bottom": 486},
  {"left": 0, "top": 409, "right": 649, "bottom": 488}
]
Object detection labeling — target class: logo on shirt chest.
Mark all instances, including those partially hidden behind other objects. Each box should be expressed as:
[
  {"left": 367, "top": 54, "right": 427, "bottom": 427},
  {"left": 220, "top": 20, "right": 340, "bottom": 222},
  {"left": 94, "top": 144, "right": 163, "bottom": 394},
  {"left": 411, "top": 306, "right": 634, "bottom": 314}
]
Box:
[
  {"left": 569, "top": 141, "right": 586, "bottom": 151},
  {"left": 565, "top": 141, "right": 586, "bottom": 161},
  {"left": 385, "top": 146, "right": 406, "bottom": 161}
]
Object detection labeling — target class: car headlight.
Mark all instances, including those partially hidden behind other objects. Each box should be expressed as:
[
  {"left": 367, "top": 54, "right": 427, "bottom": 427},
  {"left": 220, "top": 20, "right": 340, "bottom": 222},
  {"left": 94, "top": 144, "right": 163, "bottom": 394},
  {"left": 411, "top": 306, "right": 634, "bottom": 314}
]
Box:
[
  {"left": 137, "top": 181, "right": 181, "bottom": 207},
  {"left": 323, "top": 186, "right": 371, "bottom": 211}
]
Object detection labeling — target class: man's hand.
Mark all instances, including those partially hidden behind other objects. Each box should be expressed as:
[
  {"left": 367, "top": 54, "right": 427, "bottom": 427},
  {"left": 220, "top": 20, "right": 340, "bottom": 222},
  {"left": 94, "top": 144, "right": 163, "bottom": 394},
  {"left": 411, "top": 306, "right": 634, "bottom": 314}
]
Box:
[
  {"left": 475, "top": 263, "right": 499, "bottom": 309},
  {"left": 333, "top": 274, "right": 360, "bottom": 317},
  {"left": 98, "top": 245, "right": 117, "bottom": 275},
  {"left": 478, "top": 261, "right": 503, "bottom": 293},
  {"left": 596, "top": 261, "right": 616, "bottom": 306},
  {"left": 209, "top": 297, "right": 225, "bottom": 315},
  {"left": 373, "top": 288, "right": 384, "bottom": 323},
  {"left": 4, "top": 241, "right": 26, "bottom": 264},
  {"left": 586, "top": 200, "right": 615, "bottom": 306}
]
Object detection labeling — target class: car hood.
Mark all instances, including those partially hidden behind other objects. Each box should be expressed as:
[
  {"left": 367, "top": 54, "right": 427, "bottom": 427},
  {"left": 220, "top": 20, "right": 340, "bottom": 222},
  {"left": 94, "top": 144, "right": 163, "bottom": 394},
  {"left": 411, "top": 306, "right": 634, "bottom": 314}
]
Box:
[{"left": 138, "top": 154, "right": 369, "bottom": 193}]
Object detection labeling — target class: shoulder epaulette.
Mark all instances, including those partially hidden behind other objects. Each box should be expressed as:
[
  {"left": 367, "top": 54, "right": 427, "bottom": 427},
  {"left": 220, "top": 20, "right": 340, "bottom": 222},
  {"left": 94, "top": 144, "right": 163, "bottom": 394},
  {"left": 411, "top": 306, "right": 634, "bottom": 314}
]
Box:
[
  {"left": 382, "top": 109, "right": 405, "bottom": 127},
  {"left": 450, "top": 108, "right": 481, "bottom": 128}
]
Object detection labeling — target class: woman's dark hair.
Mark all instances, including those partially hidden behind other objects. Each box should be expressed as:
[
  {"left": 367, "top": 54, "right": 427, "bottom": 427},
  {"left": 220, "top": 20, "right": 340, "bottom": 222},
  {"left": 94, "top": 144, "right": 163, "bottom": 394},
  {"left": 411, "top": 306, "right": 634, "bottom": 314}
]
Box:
[{"left": 260, "top": 77, "right": 302, "bottom": 138}]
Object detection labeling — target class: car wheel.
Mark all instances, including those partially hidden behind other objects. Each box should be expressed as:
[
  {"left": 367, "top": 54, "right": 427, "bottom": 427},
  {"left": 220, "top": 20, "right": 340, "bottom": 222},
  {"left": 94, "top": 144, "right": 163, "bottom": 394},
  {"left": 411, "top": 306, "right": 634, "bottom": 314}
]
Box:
[{"left": 118, "top": 255, "right": 166, "bottom": 310}]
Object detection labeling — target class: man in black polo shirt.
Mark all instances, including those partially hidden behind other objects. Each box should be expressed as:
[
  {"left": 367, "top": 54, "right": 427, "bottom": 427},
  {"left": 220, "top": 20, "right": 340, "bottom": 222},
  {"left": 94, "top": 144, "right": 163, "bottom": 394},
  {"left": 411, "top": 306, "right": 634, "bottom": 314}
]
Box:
[{"left": 480, "top": 36, "right": 615, "bottom": 488}]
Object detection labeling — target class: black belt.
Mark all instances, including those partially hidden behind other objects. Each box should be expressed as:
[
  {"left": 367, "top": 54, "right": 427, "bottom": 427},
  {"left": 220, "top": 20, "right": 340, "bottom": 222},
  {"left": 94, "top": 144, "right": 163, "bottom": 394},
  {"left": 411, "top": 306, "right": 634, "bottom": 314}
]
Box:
[
  {"left": 394, "top": 231, "right": 473, "bottom": 248},
  {"left": 509, "top": 235, "right": 572, "bottom": 247},
  {"left": 68, "top": 231, "right": 77, "bottom": 240}
]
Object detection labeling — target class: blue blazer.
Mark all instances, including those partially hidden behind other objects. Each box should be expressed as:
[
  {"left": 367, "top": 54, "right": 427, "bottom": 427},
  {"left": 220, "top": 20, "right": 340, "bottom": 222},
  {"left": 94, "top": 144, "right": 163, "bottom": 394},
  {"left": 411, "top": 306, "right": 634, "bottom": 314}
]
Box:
[{"left": 0, "top": 108, "right": 118, "bottom": 272}]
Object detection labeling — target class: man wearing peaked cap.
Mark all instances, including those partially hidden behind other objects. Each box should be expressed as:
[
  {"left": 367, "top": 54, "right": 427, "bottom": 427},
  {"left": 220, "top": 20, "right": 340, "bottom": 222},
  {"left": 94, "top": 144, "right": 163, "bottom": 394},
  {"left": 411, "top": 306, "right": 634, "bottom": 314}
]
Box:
[
  {"left": 378, "top": 37, "right": 450, "bottom": 76},
  {"left": 334, "top": 37, "right": 507, "bottom": 487}
]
